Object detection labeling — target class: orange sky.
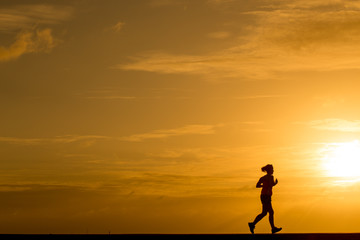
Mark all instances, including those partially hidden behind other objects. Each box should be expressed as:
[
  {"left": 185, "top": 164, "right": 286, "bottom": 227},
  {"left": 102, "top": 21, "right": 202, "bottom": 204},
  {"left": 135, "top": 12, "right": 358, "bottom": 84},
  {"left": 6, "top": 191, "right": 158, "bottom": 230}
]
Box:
[{"left": 2, "top": 0, "right": 360, "bottom": 234}]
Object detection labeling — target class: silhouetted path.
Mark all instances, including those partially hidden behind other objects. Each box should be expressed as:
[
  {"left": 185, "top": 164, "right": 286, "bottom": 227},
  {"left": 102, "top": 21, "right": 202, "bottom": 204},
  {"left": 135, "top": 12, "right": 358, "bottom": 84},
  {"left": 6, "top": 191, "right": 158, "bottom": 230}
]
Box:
[{"left": 3, "top": 234, "right": 360, "bottom": 240}]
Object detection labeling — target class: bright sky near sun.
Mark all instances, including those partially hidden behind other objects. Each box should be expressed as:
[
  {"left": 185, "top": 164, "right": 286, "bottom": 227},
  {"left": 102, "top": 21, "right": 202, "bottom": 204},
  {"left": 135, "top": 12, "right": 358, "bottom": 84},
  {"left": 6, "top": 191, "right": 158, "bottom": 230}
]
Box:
[{"left": 2, "top": 0, "right": 360, "bottom": 234}]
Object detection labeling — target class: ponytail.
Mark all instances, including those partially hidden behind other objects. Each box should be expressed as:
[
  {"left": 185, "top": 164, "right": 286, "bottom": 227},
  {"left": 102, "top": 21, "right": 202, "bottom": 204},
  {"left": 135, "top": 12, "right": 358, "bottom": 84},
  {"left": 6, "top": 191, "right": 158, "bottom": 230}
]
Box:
[{"left": 261, "top": 164, "right": 273, "bottom": 173}]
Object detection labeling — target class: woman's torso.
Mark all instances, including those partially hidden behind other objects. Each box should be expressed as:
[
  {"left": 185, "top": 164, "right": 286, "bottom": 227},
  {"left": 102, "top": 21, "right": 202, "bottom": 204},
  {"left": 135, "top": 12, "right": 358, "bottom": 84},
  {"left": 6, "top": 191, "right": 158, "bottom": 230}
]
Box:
[{"left": 260, "top": 174, "right": 273, "bottom": 196}]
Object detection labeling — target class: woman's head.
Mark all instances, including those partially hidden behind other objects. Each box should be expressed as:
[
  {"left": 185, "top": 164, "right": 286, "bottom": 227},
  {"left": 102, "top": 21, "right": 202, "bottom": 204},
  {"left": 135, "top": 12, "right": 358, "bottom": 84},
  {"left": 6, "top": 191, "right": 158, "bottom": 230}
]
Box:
[{"left": 261, "top": 164, "right": 274, "bottom": 174}]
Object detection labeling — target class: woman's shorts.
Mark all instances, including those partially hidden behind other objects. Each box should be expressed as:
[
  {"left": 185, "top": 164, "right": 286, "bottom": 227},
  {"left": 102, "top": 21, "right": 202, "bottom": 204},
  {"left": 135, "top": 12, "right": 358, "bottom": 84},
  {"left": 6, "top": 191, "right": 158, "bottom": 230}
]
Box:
[{"left": 260, "top": 195, "right": 272, "bottom": 205}]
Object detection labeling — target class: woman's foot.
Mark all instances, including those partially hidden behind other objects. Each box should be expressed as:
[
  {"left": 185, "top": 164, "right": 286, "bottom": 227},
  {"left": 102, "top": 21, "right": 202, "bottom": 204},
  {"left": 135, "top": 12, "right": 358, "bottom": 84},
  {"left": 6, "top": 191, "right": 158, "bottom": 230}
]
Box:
[
  {"left": 272, "top": 227, "right": 282, "bottom": 234},
  {"left": 248, "top": 222, "right": 255, "bottom": 234}
]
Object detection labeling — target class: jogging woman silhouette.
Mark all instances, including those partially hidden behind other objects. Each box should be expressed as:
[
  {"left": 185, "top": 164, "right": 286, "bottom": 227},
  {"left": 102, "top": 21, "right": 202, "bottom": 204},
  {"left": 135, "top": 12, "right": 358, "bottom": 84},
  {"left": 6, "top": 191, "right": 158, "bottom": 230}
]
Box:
[{"left": 248, "top": 164, "right": 282, "bottom": 234}]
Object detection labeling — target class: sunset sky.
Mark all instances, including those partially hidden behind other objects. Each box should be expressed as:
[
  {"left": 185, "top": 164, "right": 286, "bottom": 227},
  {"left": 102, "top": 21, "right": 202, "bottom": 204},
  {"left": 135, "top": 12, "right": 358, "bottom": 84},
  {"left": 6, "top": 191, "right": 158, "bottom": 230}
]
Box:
[{"left": 2, "top": 0, "right": 360, "bottom": 234}]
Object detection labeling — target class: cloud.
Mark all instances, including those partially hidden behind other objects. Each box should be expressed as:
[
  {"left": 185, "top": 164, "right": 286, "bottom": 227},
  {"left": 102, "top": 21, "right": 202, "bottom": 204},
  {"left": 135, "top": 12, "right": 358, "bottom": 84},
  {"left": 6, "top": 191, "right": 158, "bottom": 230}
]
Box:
[
  {"left": 298, "top": 119, "right": 360, "bottom": 132},
  {"left": 0, "top": 4, "right": 72, "bottom": 61},
  {"left": 282, "top": 0, "right": 359, "bottom": 10},
  {"left": 115, "top": 0, "right": 360, "bottom": 80},
  {"left": 85, "top": 96, "right": 136, "bottom": 100},
  {"left": 120, "top": 124, "right": 221, "bottom": 142},
  {"left": 0, "top": 183, "right": 87, "bottom": 192},
  {"left": 0, "top": 135, "right": 111, "bottom": 145},
  {"left": 208, "top": 31, "right": 231, "bottom": 39},
  {"left": 111, "top": 21, "right": 125, "bottom": 33},
  {"left": 115, "top": 51, "right": 278, "bottom": 80},
  {"left": 0, "top": 136, "right": 43, "bottom": 145},
  {"left": 207, "top": 0, "right": 236, "bottom": 5},
  {"left": 0, "top": 126, "right": 220, "bottom": 145},
  {"left": 150, "top": 0, "right": 187, "bottom": 7},
  {"left": 247, "top": 4, "right": 360, "bottom": 50},
  {"left": 80, "top": 89, "right": 137, "bottom": 100},
  {"left": 0, "top": 4, "right": 73, "bottom": 32},
  {"left": 116, "top": 53, "right": 219, "bottom": 74},
  {"left": 53, "top": 135, "right": 112, "bottom": 143},
  {"left": 0, "top": 28, "right": 56, "bottom": 61},
  {"left": 233, "top": 94, "right": 286, "bottom": 100}
]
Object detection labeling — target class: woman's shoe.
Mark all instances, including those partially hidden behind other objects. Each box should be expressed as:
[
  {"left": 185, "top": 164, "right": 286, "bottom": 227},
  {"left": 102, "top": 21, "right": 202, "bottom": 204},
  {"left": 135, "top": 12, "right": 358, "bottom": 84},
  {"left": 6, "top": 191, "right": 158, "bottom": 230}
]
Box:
[
  {"left": 272, "top": 227, "right": 282, "bottom": 234},
  {"left": 248, "top": 222, "right": 255, "bottom": 234}
]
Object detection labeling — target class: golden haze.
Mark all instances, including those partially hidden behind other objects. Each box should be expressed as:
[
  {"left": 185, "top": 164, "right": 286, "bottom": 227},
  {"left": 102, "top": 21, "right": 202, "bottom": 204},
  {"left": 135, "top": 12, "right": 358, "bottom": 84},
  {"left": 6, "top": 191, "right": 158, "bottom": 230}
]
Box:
[{"left": 1, "top": 0, "right": 360, "bottom": 234}]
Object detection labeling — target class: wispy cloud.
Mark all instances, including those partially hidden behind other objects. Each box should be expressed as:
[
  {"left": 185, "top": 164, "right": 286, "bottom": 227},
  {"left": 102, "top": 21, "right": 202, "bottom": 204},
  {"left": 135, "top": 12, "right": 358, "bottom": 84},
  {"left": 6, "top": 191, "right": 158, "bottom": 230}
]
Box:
[
  {"left": 120, "top": 124, "right": 221, "bottom": 142},
  {"left": 0, "top": 125, "right": 220, "bottom": 144},
  {"left": 85, "top": 96, "right": 136, "bottom": 100},
  {"left": 0, "top": 136, "right": 44, "bottom": 145},
  {"left": 0, "top": 28, "right": 56, "bottom": 61},
  {"left": 207, "top": 31, "right": 231, "bottom": 39},
  {"left": 298, "top": 119, "right": 360, "bottom": 132},
  {"left": 233, "top": 94, "right": 286, "bottom": 100},
  {"left": 150, "top": 0, "right": 187, "bottom": 7},
  {"left": 111, "top": 21, "right": 125, "bottom": 33},
  {"left": 207, "top": 0, "right": 236, "bottom": 5},
  {"left": 0, "top": 183, "right": 88, "bottom": 192},
  {"left": 53, "top": 135, "right": 112, "bottom": 143},
  {"left": 0, "top": 4, "right": 73, "bottom": 32},
  {"left": 0, "top": 4, "right": 72, "bottom": 61},
  {"left": 79, "top": 90, "right": 137, "bottom": 101},
  {"left": 0, "top": 135, "right": 111, "bottom": 145},
  {"left": 115, "top": 0, "right": 360, "bottom": 80}
]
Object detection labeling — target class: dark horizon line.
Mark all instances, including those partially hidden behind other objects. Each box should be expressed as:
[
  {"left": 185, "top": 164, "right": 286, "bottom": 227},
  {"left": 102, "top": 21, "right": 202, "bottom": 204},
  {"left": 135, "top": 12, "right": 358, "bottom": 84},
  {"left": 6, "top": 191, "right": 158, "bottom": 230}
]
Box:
[
  {"left": 2, "top": 232, "right": 360, "bottom": 235},
  {"left": 3, "top": 233, "right": 360, "bottom": 240}
]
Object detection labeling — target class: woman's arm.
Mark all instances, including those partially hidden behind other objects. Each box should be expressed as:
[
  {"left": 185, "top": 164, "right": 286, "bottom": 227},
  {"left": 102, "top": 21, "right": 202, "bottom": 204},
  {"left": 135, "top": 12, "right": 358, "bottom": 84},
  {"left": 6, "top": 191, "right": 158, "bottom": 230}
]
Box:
[
  {"left": 273, "top": 177, "right": 278, "bottom": 186},
  {"left": 256, "top": 178, "right": 263, "bottom": 188}
]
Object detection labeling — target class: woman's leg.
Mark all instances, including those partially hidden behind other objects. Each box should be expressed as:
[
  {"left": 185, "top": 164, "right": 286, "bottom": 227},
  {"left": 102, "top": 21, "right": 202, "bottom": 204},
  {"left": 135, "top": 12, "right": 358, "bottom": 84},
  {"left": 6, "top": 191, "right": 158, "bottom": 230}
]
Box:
[
  {"left": 253, "top": 203, "right": 267, "bottom": 225},
  {"left": 268, "top": 203, "right": 275, "bottom": 228},
  {"left": 267, "top": 202, "right": 282, "bottom": 233}
]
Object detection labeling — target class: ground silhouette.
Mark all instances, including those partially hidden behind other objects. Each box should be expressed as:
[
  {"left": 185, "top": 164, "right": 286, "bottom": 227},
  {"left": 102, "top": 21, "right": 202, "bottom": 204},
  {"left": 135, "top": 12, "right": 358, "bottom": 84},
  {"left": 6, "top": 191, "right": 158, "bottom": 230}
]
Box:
[{"left": 2, "top": 233, "right": 360, "bottom": 240}]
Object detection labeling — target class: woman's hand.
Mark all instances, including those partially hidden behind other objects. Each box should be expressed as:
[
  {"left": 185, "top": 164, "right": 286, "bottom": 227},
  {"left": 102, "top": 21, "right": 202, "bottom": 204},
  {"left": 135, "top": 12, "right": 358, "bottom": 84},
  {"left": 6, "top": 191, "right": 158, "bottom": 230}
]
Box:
[{"left": 274, "top": 178, "right": 278, "bottom": 185}]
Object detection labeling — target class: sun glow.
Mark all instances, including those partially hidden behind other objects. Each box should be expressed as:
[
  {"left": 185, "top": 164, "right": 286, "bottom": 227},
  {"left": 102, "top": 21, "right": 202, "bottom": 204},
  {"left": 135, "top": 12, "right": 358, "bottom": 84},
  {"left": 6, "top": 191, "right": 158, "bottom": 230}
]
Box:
[{"left": 322, "top": 140, "right": 360, "bottom": 179}]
